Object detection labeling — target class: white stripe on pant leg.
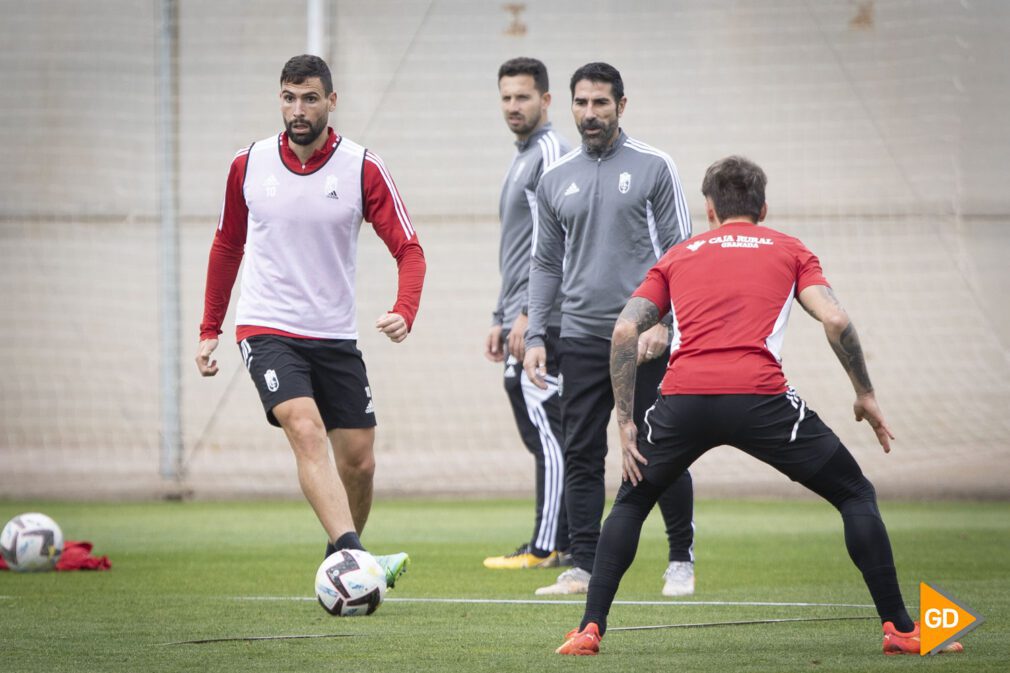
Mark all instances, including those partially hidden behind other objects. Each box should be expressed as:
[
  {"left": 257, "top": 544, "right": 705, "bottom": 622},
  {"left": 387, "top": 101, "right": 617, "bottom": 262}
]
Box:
[
  {"left": 526, "top": 390, "right": 562, "bottom": 552},
  {"left": 524, "top": 392, "right": 559, "bottom": 551},
  {"left": 644, "top": 402, "right": 657, "bottom": 444},
  {"left": 530, "top": 403, "right": 563, "bottom": 551},
  {"left": 240, "top": 339, "right": 252, "bottom": 368},
  {"left": 689, "top": 520, "right": 695, "bottom": 562},
  {"left": 789, "top": 399, "right": 806, "bottom": 443},
  {"left": 521, "top": 374, "right": 564, "bottom": 552}
]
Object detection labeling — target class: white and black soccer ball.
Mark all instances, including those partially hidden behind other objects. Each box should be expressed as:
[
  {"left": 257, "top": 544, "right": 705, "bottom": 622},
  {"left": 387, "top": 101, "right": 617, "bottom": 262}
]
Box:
[
  {"left": 315, "top": 549, "right": 386, "bottom": 617},
  {"left": 1, "top": 512, "right": 64, "bottom": 572}
]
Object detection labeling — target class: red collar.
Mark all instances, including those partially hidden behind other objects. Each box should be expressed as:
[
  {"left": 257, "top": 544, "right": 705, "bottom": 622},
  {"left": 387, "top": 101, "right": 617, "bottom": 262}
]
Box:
[{"left": 279, "top": 127, "right": 340, "bottom": 173}]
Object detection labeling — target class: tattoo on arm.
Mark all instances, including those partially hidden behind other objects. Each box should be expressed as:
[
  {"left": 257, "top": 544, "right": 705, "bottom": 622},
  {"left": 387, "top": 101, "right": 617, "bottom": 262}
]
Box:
[
  {"left": 828, "top": 323, "right": 874, "bottom": 394},
  {"left": 611, "top": 298, "right": 659, "bottom": 424},
  {"left": 618, "top": 297, "right": 660, "bottom": 333},
  {"left": 611, "top": 328, "right": 638, "bottom": 425},
  {"left": 821, "top": 286, "right": 842, "bottom": 307}
]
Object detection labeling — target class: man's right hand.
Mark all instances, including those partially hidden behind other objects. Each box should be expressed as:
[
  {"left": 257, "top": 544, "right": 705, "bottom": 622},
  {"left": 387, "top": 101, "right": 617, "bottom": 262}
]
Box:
[
  {"left": 854, "top": 392, "right": 895, "bottom": 453},
  {"left": 196, "top": 338, "right": 220, "bottom": 377},
  {"left": 484, "top": 325, "right": 505, "bottom": 363},
  {"left": 523, "top": 346, "right": 548, "bottom": 390}
]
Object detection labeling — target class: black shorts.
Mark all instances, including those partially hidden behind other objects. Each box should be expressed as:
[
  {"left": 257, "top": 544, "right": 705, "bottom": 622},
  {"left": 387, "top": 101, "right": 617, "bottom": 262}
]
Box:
[
  {"left": 239, "top": 335, "right": 376, "bottom": 431},
  {"left": 640, "top": 388, "right": 839, "bottom": 485}
]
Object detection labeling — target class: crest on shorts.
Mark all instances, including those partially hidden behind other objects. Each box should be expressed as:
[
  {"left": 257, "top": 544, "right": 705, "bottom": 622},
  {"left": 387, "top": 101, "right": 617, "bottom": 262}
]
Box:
[
  {"left": 264, "top": 369, "right": 279, "bottom": 392},
  {"left": 618, "top": 172, "right": 631, "bottom": 194}
]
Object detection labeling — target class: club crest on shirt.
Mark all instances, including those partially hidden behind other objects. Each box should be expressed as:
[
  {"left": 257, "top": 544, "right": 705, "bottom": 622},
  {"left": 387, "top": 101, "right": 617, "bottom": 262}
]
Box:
[
  {"left": 264, "top": 174, "right": 279, "bottom": 198},
  {"left": 618, "top": 171, "right": 631, "bottom": 194},
  {"left": 324, "top": 174, "right": 339, "bottom": 199}
]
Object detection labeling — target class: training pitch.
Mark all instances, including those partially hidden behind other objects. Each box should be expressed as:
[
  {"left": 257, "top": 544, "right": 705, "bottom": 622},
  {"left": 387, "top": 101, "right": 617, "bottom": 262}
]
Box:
[{"left": 1, "top": 499, "right": 1006, "bottom": 672}]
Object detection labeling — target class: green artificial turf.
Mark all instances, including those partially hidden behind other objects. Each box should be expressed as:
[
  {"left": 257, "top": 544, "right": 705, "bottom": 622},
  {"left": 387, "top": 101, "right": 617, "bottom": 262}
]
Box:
[{"left": 1, "top": 499, "right": 1006, "bottom": 672}]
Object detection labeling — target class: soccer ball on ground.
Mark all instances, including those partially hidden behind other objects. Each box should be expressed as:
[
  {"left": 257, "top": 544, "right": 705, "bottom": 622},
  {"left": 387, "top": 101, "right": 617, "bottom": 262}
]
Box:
[
  {"left": 1, "top": 512, "right": 64, "bottom": 572},
  {"left": 315, "top": 549, "right": 386, "bottom": 616}
]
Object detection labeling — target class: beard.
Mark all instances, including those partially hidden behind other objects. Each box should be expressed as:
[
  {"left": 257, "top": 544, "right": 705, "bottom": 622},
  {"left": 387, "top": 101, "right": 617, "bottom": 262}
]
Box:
[
  {"left": 506, "top": 110, "right": 541, "bottom": 138},
  {"left": 285, "top": 115, "right": 328, "bottom": 146},
  {"left": 578, "top": 118, "right": 616, "bottom": 153}
]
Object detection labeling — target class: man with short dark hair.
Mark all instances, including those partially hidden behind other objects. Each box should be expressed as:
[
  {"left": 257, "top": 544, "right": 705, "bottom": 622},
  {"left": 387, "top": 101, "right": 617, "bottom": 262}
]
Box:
[
  {"left": 196, "top": 54, "right": 425, "bottom": 587},
  {"left": 524, "top": 62, "right": 697, "bottom": 596},
  {"left": 555, "top": 156, "right": 963, "bottom": 656},
  {"left": 483, "top": 57, "right": 573, "bottom": 570}
]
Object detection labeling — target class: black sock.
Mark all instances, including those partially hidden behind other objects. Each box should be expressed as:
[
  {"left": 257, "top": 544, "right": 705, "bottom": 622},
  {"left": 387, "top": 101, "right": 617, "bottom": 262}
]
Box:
[
  {"left": 863, "top": 564, "right": 914, "bottom": 632},
  {"left": 325, "top": 531, "right": 365, "bottom": 559}
]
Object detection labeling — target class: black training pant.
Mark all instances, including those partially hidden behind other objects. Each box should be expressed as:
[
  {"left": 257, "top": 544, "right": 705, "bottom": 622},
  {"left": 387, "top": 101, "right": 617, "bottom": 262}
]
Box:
[
  {"left": 582, "top": 393, "right": 909, "bottom": 635},
  {"left": 502, "top": 327, "right": 569, "bottom": 554},
  {"left": 558, "top": 336, "right": 694, "bottom": 573}
]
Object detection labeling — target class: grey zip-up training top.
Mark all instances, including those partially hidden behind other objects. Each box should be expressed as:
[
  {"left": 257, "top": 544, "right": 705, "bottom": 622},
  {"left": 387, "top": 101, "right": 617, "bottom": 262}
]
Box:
[
  {"left": 525, "top": 130, "right": 692, "bottom": 348},
  {"left": 493, "top": 123, "right": 571, "bottom": 331}
]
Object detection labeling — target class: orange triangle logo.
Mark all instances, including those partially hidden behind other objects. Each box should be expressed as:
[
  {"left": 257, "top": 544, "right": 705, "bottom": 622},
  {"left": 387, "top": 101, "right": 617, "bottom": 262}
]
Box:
[{"left": 919, "top": 582, "right": 983, "bottom": 655}]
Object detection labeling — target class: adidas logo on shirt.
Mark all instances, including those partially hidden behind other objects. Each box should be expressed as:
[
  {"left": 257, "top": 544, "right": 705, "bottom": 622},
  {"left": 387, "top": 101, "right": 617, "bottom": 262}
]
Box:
[
  {"left": 324, "top": 175, "right": 340, "bottom": 200},
  {"left": 564, "top": 182, "right": 580, "bottom": 196}
]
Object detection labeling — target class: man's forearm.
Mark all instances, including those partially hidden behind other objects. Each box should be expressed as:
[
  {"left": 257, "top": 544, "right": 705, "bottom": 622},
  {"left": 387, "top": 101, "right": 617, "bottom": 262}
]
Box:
[
  {"left": 611, "top": 322, "right": 639, "bottom": 425},
  {"left": 827, "top": 321, "right": 874, "bottom": 395},
  {"left": 610, "top": 297, "right": 661, "bottom": 424},
  {"left": 525, "top": 267, "right": 562, "bottom": 348}
]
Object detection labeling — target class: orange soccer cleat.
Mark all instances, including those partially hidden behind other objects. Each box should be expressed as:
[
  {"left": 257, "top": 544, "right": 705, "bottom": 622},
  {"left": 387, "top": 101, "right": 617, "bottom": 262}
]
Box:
[
  {"left": 882, "top": 621, "right": 964, "bottom": 655},
  {"left": 556, "top": 622, "right": 602, "bottom": 656}
]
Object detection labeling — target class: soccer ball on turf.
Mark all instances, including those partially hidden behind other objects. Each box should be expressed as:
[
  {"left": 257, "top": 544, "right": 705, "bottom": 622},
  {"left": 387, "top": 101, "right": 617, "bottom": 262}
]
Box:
[
  {"left": 1, "top": 512, "right": 64, "bottom": 572},
  {"left": 315, "top": 549, "right": 386, "bottom": 617}
]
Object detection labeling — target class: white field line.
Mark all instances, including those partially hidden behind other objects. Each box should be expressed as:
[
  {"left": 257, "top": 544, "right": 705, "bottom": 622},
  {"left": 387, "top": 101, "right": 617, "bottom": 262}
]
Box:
[{"left": 231, "top": 596, "right": 874, "bottom": 609}]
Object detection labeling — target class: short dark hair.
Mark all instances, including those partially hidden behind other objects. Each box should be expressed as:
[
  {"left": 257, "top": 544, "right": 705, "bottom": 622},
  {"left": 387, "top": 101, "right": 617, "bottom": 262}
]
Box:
[
  {"left": 701, "top": 156, "right": 768, "bottom": 223},
  {"left": 280, "top": 54, "right": 333, "bottom": 95},
  {"left": 498, "top": 57, "right": 549, "bottom": 94},
  {"left": 569, "top": 62, "right": 624, "bottom": 101}
]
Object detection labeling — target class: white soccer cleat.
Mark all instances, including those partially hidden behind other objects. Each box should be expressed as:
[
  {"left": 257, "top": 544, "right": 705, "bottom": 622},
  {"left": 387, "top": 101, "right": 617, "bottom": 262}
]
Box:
[
  {"left": 535, "top": 567, "right": 591, "bottom": 595},
  {"left": 662, "top": 561, "right": 695, "bottom": 597}
]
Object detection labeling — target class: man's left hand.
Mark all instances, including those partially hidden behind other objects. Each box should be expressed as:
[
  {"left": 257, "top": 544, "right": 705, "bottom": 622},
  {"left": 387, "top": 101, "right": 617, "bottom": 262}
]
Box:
[
  {"left": 508, "top": 313, "right": 528, "bottom": 361},
  {"left": 637, "top": 323, "right": 669, "bottom": 364},
  {"left": 376, "top": 312, "right": 408, "bottom": 342},
  {"left": 619, "top": 419, "right": 648, "bottom": 485}
]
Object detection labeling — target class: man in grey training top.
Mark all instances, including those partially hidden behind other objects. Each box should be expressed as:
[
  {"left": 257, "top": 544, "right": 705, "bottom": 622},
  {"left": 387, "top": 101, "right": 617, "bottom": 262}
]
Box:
[
  {"left": 524, "top": 62, "right": 697, "bottom": 596},
  {"left": 483, "top": 57, "right": 572, "bottom": 570}
]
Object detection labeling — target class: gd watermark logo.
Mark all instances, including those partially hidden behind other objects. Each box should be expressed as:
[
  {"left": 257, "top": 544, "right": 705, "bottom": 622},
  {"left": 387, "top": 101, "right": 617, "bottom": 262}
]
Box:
[{"left": 919, "top": 582, "right": 983, "bottom": 655}]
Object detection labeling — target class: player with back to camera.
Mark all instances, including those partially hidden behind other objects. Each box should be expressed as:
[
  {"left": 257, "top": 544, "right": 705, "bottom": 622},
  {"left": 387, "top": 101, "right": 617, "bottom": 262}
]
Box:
[
  {"left": 555, "top": 156, "right": 965, "bottom": 656},
  {"left": 482, "top": 57, "right": 573, "bottom": 571},
  {"left": 523, "top": 62, "right": 697, "bottom": 597},
  {"left": 196, "top": 55, "right": 425, "bottom": 588}
]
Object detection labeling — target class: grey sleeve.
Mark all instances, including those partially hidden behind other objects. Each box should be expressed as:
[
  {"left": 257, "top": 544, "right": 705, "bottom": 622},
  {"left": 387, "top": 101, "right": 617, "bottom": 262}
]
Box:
[
  {"left": 492, "top": 284, "right": 505, "bottom": 326},
  {"left": 525, "top": 181, "right": 564, "bottom": 350},
  {"left": 651, "top": 159, "right": 693, "bottom": 251}
]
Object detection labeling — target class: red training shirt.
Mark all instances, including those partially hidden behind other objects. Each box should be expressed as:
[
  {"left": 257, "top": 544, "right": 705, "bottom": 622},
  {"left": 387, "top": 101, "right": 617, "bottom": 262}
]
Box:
[{"left": 632, "top": 222, "right": 829, "bottom": 395}]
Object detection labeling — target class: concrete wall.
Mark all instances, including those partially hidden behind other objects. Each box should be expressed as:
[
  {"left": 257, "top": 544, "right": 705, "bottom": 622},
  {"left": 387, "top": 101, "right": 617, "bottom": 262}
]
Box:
[
  {"left": 1, "top": 1, "right": 1008, "bottom": 499},
  {"left": 1, "top": 1, "right": 1008, "bottom": 219}
]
